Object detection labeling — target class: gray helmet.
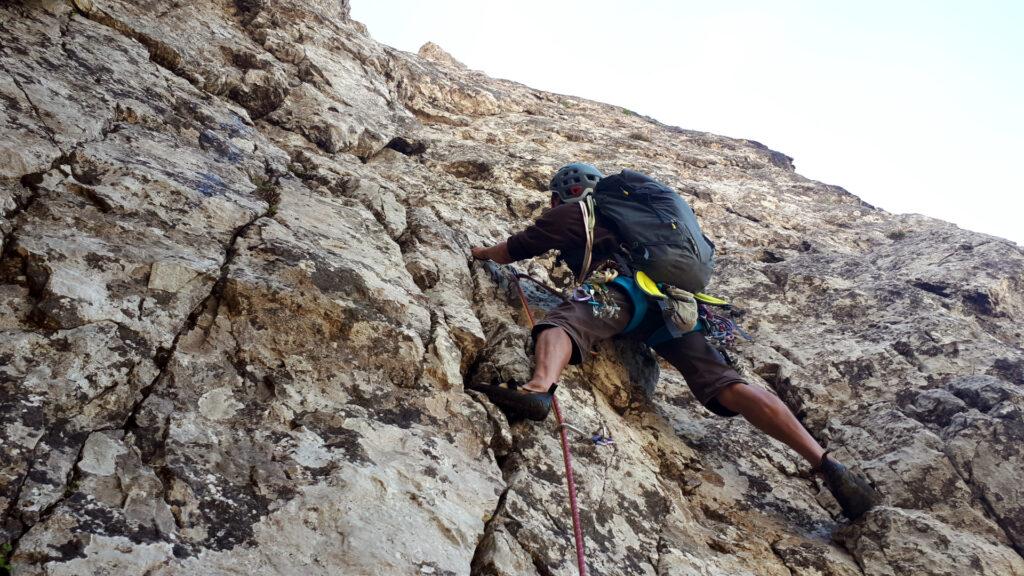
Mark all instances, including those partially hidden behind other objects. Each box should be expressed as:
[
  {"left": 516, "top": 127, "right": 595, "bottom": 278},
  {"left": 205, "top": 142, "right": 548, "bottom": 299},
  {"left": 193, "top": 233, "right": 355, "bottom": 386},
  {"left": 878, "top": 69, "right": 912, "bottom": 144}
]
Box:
[{"left": 550, "top": 162, "right": 603, "bottom": 203}]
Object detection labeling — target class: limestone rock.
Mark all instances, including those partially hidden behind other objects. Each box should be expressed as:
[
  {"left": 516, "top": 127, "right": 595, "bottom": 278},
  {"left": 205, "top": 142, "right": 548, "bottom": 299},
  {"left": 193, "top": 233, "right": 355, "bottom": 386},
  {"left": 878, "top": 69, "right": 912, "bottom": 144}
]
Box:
[
  {"left": 840, "top": 507, "right": 1024, "bottom": 575},
  {"left": 419, "top": 42, "right": 468, "bottom": 69},
  {"left": 2, "top": 1, "right": 1023, "bottom": 575}
]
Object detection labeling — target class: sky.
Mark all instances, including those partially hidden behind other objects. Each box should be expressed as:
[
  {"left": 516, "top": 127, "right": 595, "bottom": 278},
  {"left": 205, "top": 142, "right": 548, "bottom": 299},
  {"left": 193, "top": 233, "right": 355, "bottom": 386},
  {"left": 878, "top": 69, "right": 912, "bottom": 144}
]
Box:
[{"left": 350, "top": 1, "right": 1024, "bottom": 245}]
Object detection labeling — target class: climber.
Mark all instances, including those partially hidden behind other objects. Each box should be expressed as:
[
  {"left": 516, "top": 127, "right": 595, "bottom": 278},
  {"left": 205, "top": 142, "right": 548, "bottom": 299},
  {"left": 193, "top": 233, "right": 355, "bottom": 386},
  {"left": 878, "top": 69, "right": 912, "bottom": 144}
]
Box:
[{"left": 468, "top": 162, "right": 879, "bottom": 520}]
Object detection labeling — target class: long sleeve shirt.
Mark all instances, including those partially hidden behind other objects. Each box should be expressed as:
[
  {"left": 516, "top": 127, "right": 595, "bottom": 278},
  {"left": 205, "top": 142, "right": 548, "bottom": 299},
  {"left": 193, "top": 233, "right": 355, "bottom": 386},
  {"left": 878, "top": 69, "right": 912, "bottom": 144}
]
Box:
[{"left": 506, "top": 202, "right": 621, "bottom": 280}]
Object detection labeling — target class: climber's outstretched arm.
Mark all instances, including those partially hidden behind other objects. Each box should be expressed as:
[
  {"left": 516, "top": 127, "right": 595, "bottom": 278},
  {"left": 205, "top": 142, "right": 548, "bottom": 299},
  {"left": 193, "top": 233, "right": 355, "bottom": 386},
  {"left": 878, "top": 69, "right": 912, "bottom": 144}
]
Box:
[{"left": 471, "top": 242, "right": 513, "bottom": 264}]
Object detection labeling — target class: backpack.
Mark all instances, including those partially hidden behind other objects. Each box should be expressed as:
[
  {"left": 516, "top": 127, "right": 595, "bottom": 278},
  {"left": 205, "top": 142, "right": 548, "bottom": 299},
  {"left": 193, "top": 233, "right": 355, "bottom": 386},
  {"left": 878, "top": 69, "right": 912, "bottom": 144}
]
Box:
[{"left": 591, "top": 170, "right": 715, "bottom": 293}]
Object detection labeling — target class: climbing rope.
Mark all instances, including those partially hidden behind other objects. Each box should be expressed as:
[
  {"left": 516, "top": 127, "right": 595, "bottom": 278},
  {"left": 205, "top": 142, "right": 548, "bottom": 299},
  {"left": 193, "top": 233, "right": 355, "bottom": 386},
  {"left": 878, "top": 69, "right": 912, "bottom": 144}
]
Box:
[
  {"left": 512, "top": 276, "right": 589, "bottom": 576},
  {"left": 513, "top": 270, "right": 567, "bottom": 299}
]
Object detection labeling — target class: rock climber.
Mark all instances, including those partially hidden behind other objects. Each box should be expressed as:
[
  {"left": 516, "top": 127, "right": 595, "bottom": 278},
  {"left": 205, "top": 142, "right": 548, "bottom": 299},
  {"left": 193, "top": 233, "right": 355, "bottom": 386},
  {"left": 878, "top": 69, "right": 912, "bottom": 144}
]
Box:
[{"left": 469, "top": 162, "right": 879, "bottom": 520}]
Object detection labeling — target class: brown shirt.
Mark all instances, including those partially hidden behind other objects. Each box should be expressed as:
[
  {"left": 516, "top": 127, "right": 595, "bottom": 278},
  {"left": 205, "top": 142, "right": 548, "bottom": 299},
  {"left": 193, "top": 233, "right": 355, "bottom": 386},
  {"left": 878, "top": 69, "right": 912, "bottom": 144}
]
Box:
[{"left": 506, "top": 203, "right": 621, "bottom": 279}]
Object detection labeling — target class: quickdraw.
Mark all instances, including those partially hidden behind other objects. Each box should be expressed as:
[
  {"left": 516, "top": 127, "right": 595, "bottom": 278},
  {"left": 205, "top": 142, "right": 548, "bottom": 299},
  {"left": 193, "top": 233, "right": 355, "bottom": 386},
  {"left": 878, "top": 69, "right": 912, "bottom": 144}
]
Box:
[
  {"left": 699, "top": 303, "right": 753, "bottom": 347},
  {"left": 560, "top": 422, "right": 615, "bottom": 447},
  {"left": 572, "top": 265, "right": 623, "bottom": 319}
]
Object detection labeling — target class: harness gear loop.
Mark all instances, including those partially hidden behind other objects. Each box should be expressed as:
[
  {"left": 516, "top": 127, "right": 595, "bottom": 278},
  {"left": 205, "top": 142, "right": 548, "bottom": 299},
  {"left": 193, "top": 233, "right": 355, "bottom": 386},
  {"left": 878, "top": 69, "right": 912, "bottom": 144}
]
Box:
[{"left": 609, "top": 276, "right": 649, "bottom": 334}]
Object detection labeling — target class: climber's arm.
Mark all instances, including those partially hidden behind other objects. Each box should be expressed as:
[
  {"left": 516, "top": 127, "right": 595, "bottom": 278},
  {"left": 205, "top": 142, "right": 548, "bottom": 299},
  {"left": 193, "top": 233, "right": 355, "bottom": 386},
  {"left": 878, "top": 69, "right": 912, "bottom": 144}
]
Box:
[
  {"left": 471, "top": 242, "right": 514, "bottom": 264},
  {"left": 471, "top": 203, "right": 582, "bottom": 266}
]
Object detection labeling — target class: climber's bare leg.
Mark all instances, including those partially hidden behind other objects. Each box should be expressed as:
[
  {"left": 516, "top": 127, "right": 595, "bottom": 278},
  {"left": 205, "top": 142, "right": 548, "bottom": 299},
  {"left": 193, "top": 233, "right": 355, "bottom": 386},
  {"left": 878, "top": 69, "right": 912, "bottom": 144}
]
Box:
[
  {"left": 523, "top": 326, "right": 572, "bottom": 393},
  {"left": 716, "top": 383, "right": 825, "bottom": 467}
]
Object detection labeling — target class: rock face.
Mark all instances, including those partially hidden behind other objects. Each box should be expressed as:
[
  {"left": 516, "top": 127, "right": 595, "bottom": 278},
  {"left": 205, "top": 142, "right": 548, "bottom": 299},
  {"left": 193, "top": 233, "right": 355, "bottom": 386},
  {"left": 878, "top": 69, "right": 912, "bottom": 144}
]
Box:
[{"left": 1, "top": 1, "right": 1022, "bottom": 575}]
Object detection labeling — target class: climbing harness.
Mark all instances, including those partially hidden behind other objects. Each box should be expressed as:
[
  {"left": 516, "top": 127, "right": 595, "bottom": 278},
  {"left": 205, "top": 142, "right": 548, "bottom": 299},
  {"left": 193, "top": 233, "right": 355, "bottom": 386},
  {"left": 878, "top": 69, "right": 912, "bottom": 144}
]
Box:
[
  {"left": 513, "top": 253, "right": 751, "bottom": 352},
  {"left": 511, "top": 273, "right": 589, "bottom": 576}
]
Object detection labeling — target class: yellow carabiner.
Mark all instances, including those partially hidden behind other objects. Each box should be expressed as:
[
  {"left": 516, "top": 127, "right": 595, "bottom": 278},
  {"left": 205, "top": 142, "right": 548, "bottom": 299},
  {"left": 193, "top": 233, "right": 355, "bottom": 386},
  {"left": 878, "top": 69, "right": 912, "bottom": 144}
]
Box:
[{"left": 634, "top": 270, "right": 667, "bottom": 299}]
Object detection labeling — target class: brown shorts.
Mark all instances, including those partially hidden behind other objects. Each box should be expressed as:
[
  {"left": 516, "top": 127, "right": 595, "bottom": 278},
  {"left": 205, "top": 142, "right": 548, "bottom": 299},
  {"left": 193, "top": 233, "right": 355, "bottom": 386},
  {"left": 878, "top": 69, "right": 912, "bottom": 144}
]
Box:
[{"left": 533, "top": 286, "right": 747, "bottom": 417}]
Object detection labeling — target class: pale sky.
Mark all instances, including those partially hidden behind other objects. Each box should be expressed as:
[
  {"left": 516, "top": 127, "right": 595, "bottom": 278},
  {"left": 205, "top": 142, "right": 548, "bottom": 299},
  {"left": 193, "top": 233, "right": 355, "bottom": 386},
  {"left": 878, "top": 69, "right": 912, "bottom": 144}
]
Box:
[{"left": 351, "top": 1, "right": 1024, "bottom": 245}]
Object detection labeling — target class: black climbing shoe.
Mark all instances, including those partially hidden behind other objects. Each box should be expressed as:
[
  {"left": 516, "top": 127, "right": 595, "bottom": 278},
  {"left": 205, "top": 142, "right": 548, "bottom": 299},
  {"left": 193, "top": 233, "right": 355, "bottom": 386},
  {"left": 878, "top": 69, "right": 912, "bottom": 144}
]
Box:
[
  {"left": 819, "top": 454, "right": 879, "bottom": 520},
  {"left": 468, "top": 383, "right": 557, "bottom": 421}
]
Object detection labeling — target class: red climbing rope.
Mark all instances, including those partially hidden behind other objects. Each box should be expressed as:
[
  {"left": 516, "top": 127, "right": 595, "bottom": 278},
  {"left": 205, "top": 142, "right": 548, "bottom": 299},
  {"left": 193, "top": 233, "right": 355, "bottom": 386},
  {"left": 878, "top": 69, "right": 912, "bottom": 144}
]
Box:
[
  {"left": 552, "top": 395, "right": 588, "bottom": 576},
  {"left": 512, "top": 277, "right": 588, "bottom": 576}
]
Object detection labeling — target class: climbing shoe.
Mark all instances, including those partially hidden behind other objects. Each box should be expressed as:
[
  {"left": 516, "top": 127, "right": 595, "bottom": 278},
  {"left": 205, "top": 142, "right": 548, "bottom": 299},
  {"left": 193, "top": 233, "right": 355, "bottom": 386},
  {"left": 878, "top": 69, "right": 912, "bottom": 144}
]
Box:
[
  {"left": 819, "top": 454, "right": 879, "bottom": 520},
  {"left": 468, "top": 383, "right": 557, "bottom": 421}
]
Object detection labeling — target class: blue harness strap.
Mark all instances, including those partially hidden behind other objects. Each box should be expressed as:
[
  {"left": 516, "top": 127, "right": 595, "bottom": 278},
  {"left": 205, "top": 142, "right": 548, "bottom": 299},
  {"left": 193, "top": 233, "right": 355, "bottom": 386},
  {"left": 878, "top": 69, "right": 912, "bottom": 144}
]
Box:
[
  {"left": 610, "top": 276, "right": 704, "bottom": 346},
  {"left": 610, "top": 276, "right": 648, "bottom": 334},
  {"left": 645, "top": 319, "right": 704, "bottom": 348}
]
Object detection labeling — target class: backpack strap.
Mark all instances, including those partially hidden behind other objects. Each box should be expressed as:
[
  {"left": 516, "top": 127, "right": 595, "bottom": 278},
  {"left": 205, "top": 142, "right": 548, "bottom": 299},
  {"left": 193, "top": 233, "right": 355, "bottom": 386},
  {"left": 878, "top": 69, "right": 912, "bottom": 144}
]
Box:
[
  {"left": 577, "top": 196, "right": 596, "bottom": 284},
  {"left": 654, "top": 298, "right": 685, "bottom": 341}
]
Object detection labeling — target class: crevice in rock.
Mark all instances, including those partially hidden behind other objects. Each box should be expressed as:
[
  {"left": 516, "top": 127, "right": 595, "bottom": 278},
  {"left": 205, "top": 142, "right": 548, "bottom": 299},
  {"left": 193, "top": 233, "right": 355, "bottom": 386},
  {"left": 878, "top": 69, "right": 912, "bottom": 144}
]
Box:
[
  {"left": 942, "top": 448, "right": 1024, "bottom": 558},
  {"left": 461, "top": 255, "right": 548, "bottom": 575},
  {"left": 759, "top": 249, "right": 785, "bottom": 264},
  {"left": 469, "top": 485, "right": 511, "bottom": 576},
  {"left": 768, "top": 539, "right": 796, "bottom": 576},
  {"left": 73, "top": 6, "right": 198, "bottom": 90},
  {"left": 753, "top": 358, "right": 815, "bottom": 434},
  {"left": 8, "top": 72, "right": 61, "bottom": 152},
  {"left": 2, "top": 444, "right": 36, "bottom": 550},
  {"left": 912, "top": 280, "right": 952, "bottom": 298},
  {"left": 3, "top": 199, "right": 270, "bottom": 562},
  {"left": 150, "top": 428, "right": 182, "bottom": 532},
  {"left": 0, "top": 173, "right": 44, "bottom": 262},
  {"left": 125, "top": 203, "right": 267, "bottom": 428},
  {"left": 503, "top": 196, "right": 519, "bottom": 220},
  {"left": 412, "top": 308, "right": 442, "bottom": 390},
  {"left": 593, "top": 416, "right": 618, "bottom": 504},
  {"left": 252, "top": 172, "right": 282, "bottom": 219},
  {"left": 116, "top": 199, "right": 271, "bottom": 546},
  {"left": 529, "top": 552, "right": 557, "bottom": 576},
  {"left": 725, "top": 205, "right": 762, "bottom": 224},
  {"left": 67, "top": 182, "right": 112, "bottom": 213},
  {"left": 4, "top": 431, "right": 90, "bottom": 568},
  {"left": 461, "top": 350, "right": 511, "bottom": 461},
  {"left": 961, "top": 290, "right": 1001, "bottom": 318},
  {"left": 383, "top": 136, "right": 427, "bottom": 156},
  {"left": 849, "top": 547, "right": 869, "bottom": 576},
  {"left": 0, "top": 160, "right": 91, "bottom": 543},
  {"left": 1, "top": 190, "right": 50, "bottom": 330},
  {"left": 648, "top": 530, "right": 666, "bottom": 575}
]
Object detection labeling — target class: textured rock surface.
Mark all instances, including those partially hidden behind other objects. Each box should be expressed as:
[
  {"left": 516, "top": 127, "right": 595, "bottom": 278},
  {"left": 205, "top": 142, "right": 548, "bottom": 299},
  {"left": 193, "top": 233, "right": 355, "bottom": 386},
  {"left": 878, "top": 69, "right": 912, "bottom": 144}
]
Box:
[{"left": 2, "top": 1, "right": 1023, "bottom": 575}]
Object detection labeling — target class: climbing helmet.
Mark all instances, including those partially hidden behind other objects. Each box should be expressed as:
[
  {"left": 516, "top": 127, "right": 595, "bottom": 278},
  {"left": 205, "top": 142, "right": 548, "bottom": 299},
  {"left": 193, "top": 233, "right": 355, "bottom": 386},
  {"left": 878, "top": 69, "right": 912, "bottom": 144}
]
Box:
[{"left": 550, "top": 162, "right": 604, "bottom": 203}]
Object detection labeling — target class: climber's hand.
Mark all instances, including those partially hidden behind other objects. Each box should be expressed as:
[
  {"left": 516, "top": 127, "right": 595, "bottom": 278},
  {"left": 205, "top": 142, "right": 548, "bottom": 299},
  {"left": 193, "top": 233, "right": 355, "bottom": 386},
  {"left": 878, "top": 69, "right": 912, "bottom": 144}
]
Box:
[
  {"left": 471, "top": 243, "right": 513, "bottom": 264},
  {"left": 471, "top": 246, "right": 490, "bottom": 260}
]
